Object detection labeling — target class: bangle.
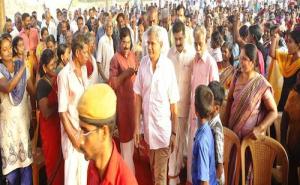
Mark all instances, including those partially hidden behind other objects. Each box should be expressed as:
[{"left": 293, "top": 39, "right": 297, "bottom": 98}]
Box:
[{"left": 172, "top": 132, "right": 176, "bottom": 136}]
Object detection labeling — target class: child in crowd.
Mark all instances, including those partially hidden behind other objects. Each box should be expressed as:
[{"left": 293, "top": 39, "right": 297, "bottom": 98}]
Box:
[
  {"left": 208, "top": 81, "right": 225, "bottom": 185},
  {"left": 210, "top": 31, "right": 223, "bottom": 70},
  {"left": 192, "top": 85, "right": 217, "bottom": 185}
]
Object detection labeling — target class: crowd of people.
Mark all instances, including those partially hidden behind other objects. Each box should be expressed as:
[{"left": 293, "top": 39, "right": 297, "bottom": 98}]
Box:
[{"left": 0, "top": 0, "right": 300, "bottom": 185}]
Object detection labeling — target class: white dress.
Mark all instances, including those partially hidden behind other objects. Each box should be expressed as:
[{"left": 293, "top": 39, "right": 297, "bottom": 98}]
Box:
[{"left": 0, "top": 69, "right": 32, "bottom": 175}]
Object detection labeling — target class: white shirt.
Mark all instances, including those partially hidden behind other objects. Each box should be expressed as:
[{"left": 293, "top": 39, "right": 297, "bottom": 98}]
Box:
[
  {"left": 96, "top": 34, "right": 114, "bottom": 81},
  {"left": 167, "top": 43, "right": 195, "bottom": 117},
  {"left": 142, "top": 25, "right": 170, "bottom": 57},
  {"left": 70, "top": 20, "right": 78, "bottom": 33},
  {"left": 57, "top": 61, "right": 88, "bottom": 159},
  {"left": 41, "top": 20, "right": 57, "bottom": 41},
  {"left": 10, "top": 27, "right": 20, "bottom": 39},
  {"left": 133, "top": 55, "right": 180, "bottom": 150},
  {"left": 209, "top": 47, "right": 223, "bottom": 63},
  {"left": 169, "top": 25, "right": 194, "bottom": 48}
]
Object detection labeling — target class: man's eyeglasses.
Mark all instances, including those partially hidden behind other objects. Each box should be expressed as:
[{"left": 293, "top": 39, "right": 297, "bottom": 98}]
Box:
[{"left": 78, "top": 127, "right": 99, "bottom": 138}]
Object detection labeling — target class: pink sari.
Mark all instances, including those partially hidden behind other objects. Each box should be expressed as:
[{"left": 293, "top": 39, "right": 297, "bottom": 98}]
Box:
[{"left": 228, "top": 72, "right": 272, "bottom": 138}]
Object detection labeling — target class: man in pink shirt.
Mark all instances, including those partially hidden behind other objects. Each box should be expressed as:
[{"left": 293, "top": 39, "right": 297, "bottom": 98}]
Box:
[
  {"left": 19, "top": 13, "right": 39, "bottom": 52},
  {"left": 19, "top": 13, "right": 39, "bottom": 79},
  {"left": 187, "top": 25, "right": 219, "bottom": 184}
]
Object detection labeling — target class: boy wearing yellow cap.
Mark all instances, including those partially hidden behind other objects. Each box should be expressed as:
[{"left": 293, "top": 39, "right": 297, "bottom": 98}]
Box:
[{"left": 77, "top": 84, "right": 138, "bottom": 185}]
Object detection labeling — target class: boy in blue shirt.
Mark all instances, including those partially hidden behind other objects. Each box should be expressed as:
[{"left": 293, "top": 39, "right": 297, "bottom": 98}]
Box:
[{"left": 192, "top": 85, "right": 217, "bottom": 185}]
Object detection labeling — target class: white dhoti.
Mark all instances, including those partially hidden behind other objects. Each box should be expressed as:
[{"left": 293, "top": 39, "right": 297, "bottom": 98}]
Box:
[
  {"left": 168, "top": 117, "right": 189, "bottom": 185},
  {"left": 120, "top": 139, "right": 135, "bottom": 175}
]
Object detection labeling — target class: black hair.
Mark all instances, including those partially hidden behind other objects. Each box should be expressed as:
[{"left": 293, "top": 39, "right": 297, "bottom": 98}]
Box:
[
  {"left": 46, "top": 35, "right": 56, "bottom": 45},
  {"left": 39, "top": 49, "right": 55, "bottom": 77},
  {"left": 119, "top": 27, "right": 131, "bottom": 41},
  {"left": 249, "top": 24, "right": 267, "bottom": 66},
  {"left": 172, "top": 20, "right": 185, "bottom": 35},
  {"left": 1, "top": 33, "right": 12, "bottom": 41},
  {"left": 194, "top": 85, "right": 214, "bottom": 119},
  {"left": 57, "top": 44, "right": 68, "bottom": 66},
  {"left": 242, "top": 43, "right": 258, "bottom": 65},
  {"left": 208, "top": 81, "right": 225, "bottom": 106},
  {"left": 221, "top": 42, "right": 234, "bottom": 66},
  {"left": 176, "top": 4, "right": 185, "bottom": 12},
  {"left": 287, "top": 29, "right": 300, "bottom": 45},
  {"left": 40, "top": 27, "right": 48, "bottom": 38},
  {"left": 21, "top": 13, "right": 30, "bottom": 21},
  {"left": 0, "top": 36, "right": 11, "bottom": 55},
  {"left": 211, "top": 31, "right": 223, "bottom": 48},
  {"left": 239, "top": 25, "right": 249, "bottom": 39},
  {"left": 117, "top": 13, "right": 125, "bottom": 21},
  {"left": 77, "top": 16, "right": 83, "bottom": 22},
  {"left": 12, "top": 36, "right": 23, "bottom": 57}
]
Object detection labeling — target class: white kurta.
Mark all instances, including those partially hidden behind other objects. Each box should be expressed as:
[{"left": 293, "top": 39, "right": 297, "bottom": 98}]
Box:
[
  {"left": 0, "top": 68, "right": 32, "bottom": 175},
  {"left": 57, "top": 61, "right": 89, "bottom": 185},
  {"left": 96, "top": 34, "right": 114, "bottom": 82}
]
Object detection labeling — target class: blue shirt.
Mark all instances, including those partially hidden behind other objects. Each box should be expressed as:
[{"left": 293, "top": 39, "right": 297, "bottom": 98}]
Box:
[{"left": 192, "top": 122, "right": 217, "bottom": 185}]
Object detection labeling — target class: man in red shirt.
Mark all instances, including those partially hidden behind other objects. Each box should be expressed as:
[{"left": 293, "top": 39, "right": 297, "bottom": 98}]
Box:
[{"left": 77, "top": 84, "right": 138, "bottom": 185}]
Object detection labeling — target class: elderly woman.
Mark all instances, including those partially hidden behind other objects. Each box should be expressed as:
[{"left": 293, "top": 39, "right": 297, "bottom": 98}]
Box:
[
  {"left": 224, "top": 43, "right": 277, "bottom": 139},
  {"left": 0, "top": 35, "right": 35, "bottom": 184}
]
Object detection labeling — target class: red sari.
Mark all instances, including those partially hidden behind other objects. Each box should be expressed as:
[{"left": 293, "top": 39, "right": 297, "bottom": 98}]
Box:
[{"left": 39, "top": 77, "right": 64, "bottom": 185}]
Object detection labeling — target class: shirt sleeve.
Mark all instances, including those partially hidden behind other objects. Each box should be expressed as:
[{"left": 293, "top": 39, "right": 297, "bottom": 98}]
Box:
[
  {"left": 109, "top": 56, "right": 120, "bottom": 90},
  {"left": 168, "top": 62, "right": 180, "bottom": 104},
  {"left": 57, "top": 71, "right": 69, "bottom": 113},
  {"left": 133, "top": 63, "right": 142, "bottom": 95},
  {"left": 209, "top": 57, "right": 220, "bottom": 82},
  {"left": 214, "top": 123, "right": 224, "bottom": 163},
  {"left": 196, "top": 139, "right": 210, "bottom": 182},
  {"left": 96, "top": 39, "right": 103, "bottom": 63}
]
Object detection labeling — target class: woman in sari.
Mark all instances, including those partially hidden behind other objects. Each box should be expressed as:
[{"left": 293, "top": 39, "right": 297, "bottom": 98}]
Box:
[
  {"left": 0, "top": 35, "right": 35, "bottom": 184},
  {"left": 224, "top": 43, "right": 277, "bottom": 139},
  {"left": 220, "top": 42, "right": 235, "bottom": 91},
  {"left": 280, "top": 72, "right": 300, "bottom": 185},
  {"left": 36, "top": 49, "right": 64, "bottom": 185},
  {"left": 36, "top": 27, "right": 49, "bottom": 60},
  {"left": 224, "top": 44, "right": 277, "bottom": 185},
  {"left": 269, "top": 29, "right": 300, "bottom": 111}
]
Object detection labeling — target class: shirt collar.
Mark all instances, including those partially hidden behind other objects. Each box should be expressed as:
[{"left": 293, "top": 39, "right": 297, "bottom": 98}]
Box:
[
  {"left": 102, "top": 140, "right": 119, "bottom": 184},
  {"left": 88, "top": 141, "right": 119, "bottom": 184},
  {"left": 195, "top": 50, "right": 208, "bottom": 64}
]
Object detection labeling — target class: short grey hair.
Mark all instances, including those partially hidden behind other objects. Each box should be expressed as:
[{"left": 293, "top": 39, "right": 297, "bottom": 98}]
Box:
[
  {"left": 103, "top": 17, "right": 112, "bottom": 29},
  {"left": 193, "top": 25, "right": 206, "bottom": 40},
  {"left": 147, "top": 25, "right": 163, "bottom": 44},
  {"left": 85, "top": 32, "right": 95, "bottom": 43}
]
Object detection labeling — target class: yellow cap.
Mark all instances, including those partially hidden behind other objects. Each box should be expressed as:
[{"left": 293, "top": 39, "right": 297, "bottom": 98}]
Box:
[{"left": 77, "top": 84, "right": 116, "bottom": 125}]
